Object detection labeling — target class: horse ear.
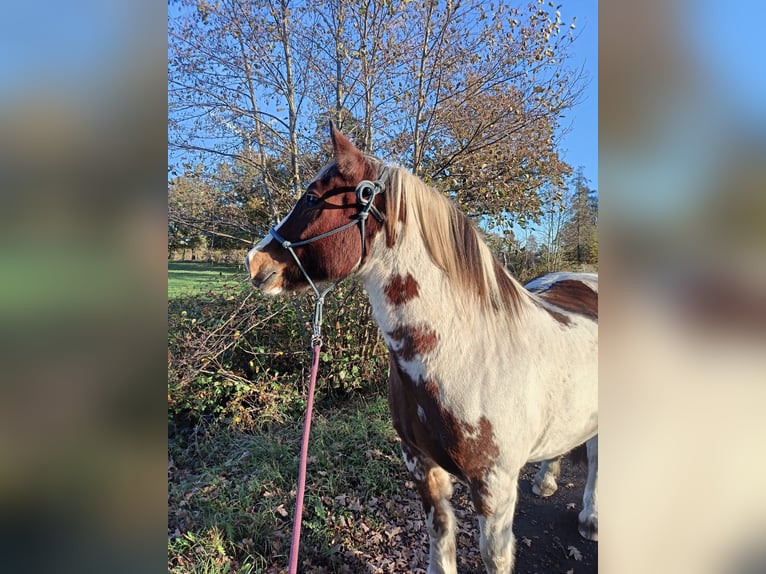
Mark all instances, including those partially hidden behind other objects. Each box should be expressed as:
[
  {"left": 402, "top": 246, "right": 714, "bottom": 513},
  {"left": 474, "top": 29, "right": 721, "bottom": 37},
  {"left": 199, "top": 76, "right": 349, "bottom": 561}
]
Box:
[{"left": 329, "top": 119, "right": 363, "bottom": 178}]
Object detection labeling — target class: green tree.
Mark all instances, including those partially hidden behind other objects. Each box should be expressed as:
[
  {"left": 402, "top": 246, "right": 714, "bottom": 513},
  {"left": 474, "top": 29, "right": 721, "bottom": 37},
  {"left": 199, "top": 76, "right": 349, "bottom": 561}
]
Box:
[
  {"left": 168, "top": 173, "right": 215, "bottom": 259},
  {"left": 560, "top": 167, "right": 598, "bottom": 265}
]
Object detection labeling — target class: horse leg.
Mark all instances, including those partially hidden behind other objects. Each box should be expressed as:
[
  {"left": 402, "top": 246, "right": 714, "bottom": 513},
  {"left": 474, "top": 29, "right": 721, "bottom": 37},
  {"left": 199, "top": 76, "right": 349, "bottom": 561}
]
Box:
[
  {"left": 578, "top": 435, "right": 598, "bottom": 541},
  {"left": 532, "top": 456, "right": 562, "bottom": 497},
  {"left": 472, "top": 472, "right": 520, "bottom": 574},
  {"left": 402, "top": 445, "right": 457, "bottom": 574}
]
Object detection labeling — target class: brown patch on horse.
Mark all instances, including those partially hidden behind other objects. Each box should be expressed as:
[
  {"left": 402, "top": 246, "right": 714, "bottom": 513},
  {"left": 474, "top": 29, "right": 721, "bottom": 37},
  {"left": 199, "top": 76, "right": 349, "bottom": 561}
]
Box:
[
  {"left": 536, "top": 279, "right": 598, "bottom": 324},
  {"left": 387, "top": 324, "right": 438, "bottom": 361},
  {"left": 424, "top": 377, "right": 440, "bottom": 399},
  {"left": 387, "top": 356, "right": 500, "bottom": 516},
  {"left": 384, "top": 273, "right": 420, "bottom": 306},
  {"left": 454, "top": 417, "right": 500, "bottom": 516}
]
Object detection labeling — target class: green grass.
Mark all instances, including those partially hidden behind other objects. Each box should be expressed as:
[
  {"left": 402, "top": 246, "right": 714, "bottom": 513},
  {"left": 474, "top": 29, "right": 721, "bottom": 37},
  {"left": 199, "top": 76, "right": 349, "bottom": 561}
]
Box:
[
  {"left": 169, "top": 261, "right": 246, "bottom": 299},
  {"left": 168, "top": 261, "right": 399, "bottom": 572},
  {"left": 168, "top": 395, "right": 402, "bottom": 574}
]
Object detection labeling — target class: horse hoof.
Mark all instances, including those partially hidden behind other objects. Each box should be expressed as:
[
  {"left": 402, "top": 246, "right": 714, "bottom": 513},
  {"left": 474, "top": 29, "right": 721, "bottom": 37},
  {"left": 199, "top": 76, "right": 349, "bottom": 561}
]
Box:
[
  {"left": 578, "top": 515, "right": 598, "bottom": 542},
  {"left": 532, "top": 481, "right": 558, "bottom": 498}
]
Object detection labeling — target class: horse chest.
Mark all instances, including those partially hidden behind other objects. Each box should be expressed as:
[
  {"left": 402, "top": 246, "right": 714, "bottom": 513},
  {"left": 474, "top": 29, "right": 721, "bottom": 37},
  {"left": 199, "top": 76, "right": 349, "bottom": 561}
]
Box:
[{"left": 387, "top": 353, "right": 501, "bottom": 485}]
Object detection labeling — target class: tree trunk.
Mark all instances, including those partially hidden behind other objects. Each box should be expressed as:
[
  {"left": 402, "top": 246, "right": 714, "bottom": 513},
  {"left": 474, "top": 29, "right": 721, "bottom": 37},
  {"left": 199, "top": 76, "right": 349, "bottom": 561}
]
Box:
[
  {"left": 412, "top": 0, "right": 436, "bottom": 175},
  {"left": 236, "top": 33, "right": 279, "bottom": 224},
  {"left": 276, "top": 0, "right": 301, "bottom": 195}
]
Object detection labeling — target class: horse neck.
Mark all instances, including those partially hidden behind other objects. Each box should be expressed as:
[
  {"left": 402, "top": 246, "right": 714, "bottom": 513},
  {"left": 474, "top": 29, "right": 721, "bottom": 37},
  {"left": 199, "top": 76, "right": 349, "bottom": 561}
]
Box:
[{"left": 358, "top": 225, "right": 531, "bottom": 338}]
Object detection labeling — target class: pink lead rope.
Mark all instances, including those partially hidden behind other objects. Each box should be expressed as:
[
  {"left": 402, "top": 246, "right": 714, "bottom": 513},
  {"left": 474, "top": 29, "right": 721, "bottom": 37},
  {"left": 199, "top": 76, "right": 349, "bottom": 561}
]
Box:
[
  {"left": 287, "top": 290, "right": 330, "bottom": 574},
  {"left": 287, "top": 340, "right": 321, "bottom": 574},
  {"left": 272, "top": 176, "right": 386, "bottom": 572},
  {"left": 288, "top": 339, "right": 322, "bottom": 574}
]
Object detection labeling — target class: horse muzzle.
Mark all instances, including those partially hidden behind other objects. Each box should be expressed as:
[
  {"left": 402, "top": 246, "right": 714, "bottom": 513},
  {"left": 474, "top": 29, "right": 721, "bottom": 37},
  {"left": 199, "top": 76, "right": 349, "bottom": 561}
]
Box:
[{"left": 246, "top": 248, "right": 286, "bottom": 294}]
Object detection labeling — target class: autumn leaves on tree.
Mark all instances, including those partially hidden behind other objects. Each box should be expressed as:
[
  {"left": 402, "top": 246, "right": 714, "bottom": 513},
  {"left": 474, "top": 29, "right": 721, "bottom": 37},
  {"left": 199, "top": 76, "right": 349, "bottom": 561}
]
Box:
[{"left": 169, "top": 0, "right": 594, "bottom": 259}]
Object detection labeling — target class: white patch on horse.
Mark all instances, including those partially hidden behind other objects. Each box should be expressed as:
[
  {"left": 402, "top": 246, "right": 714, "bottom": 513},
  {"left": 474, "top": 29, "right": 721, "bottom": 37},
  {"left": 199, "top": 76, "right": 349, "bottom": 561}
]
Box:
[
  {"left": 417, "top": 404, "right": 427, "bottom": 422},
  {"left": 402, "top": 448, "right": 425, "bottom": 481},
  {"left": 381, "top": 332, "right": 433, "bottom": 386},
  {"left": 245, "top": 207, "right": 294, "bottom": 268},
  {"left": 244, "top": 204, "right": 301, "bottom": 294}
]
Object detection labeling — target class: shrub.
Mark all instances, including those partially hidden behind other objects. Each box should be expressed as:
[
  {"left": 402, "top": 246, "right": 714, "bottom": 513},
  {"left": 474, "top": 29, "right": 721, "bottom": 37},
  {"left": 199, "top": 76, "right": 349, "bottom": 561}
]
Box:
[{"left": 168, "top": 278, "right": 389, "bottom": 432}]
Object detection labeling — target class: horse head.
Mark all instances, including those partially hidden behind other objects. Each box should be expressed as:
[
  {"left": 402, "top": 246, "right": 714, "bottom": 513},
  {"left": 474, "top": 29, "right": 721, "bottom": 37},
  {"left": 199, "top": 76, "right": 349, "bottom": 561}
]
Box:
[{"left": 246, "top": 122, "right": 386, "bottom": 294}]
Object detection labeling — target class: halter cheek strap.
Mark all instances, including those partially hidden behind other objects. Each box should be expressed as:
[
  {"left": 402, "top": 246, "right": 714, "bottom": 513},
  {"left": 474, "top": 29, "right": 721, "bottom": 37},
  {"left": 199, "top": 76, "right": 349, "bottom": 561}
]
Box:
[{"left": 352, "top": 179, "right": 385, "bottom": 258}]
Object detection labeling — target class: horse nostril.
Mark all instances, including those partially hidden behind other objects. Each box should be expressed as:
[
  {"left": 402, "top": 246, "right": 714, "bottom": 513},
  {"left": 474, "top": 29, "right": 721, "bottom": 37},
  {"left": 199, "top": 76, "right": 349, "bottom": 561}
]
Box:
[
  {"left": 252, "top": 270, "right": 278, "bottom": 290},
  {"left": 246, "top": 247, "right": 283, "bottom": 292}
]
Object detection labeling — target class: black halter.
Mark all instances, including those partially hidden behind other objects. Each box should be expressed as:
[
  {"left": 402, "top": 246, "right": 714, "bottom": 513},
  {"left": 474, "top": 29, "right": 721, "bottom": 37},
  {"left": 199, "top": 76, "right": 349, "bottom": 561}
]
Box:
[
  {"left": 268, "top": 177, "right": 385, "bottom": 262},
  {"left": 267, "top": 175, "right": 387, "bottom": 345}
]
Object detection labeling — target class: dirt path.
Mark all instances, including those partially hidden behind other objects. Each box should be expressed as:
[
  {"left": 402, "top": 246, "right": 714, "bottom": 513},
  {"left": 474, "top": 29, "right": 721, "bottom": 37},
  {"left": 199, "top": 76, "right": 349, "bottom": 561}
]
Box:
[{"left": 296, "top": 458, "right": 596, "bottom": 573}]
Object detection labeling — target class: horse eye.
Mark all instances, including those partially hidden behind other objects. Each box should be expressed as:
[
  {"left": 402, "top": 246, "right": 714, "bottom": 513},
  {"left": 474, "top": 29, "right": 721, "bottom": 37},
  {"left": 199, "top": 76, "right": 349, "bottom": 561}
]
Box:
[{"left": 305, "top": 193, "right": 320, "bottom": 205}]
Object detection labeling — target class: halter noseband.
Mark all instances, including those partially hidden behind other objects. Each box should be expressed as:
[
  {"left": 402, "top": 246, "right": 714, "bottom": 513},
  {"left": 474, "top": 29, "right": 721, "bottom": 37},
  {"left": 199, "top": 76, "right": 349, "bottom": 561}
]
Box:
[{"left": 267, "top": 174, "right": 386, "bottom": 345}]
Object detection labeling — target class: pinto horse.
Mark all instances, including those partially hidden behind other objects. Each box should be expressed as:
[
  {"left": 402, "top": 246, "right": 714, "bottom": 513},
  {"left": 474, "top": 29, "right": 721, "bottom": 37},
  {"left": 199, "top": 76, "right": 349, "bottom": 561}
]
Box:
[{"left": 246, "top": 123, "right": 598, "bottom": 574}]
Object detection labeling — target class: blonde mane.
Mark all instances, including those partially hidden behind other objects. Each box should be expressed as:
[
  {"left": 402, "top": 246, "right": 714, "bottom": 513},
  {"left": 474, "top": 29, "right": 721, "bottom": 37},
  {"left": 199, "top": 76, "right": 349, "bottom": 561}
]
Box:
[{"left": 379, "top": 165, "right": 524, "bottom": 316}]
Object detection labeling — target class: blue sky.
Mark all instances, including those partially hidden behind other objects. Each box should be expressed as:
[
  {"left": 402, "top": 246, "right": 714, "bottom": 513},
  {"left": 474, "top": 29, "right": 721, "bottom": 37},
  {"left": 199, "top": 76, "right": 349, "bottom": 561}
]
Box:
[
  {"left": 691, "top": 0, "right": 766, "bottom": 128},
  {"left": 557, "top": 0, "right": 598, "bottom": 190}
]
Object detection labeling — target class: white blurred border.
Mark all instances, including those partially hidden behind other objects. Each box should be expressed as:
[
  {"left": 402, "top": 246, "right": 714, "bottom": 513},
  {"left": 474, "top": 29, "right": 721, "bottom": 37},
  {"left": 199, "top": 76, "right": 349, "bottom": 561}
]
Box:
[{"left": 601, "top": 0, "right": 766, "bottom": 572}]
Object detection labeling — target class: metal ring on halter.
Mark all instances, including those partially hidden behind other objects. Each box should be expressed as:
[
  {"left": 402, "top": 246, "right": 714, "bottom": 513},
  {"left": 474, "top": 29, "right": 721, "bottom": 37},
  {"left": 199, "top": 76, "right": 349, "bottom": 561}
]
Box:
[
  {"left": 354, "top": 180, "right": 385, "bottom": 223},
  {"left": 355, "top": 180, "right": 378, "bottom": 205}
]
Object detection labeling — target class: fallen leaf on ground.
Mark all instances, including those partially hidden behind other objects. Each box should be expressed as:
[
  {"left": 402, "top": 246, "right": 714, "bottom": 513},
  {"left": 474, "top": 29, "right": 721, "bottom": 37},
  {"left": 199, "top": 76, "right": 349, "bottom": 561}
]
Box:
[{"left": 568, "top": 545, "right": 583, "bottom": 561}]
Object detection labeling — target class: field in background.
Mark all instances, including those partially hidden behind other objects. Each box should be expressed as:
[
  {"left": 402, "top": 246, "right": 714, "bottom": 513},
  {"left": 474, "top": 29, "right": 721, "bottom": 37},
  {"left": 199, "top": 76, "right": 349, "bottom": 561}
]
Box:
[{"left": 168, "top": 261, "right": 245, "bottom": 299}]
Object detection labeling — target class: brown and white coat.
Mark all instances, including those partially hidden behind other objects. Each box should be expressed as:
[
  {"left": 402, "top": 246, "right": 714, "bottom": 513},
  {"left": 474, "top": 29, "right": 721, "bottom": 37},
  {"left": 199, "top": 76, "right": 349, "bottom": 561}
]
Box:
[{"left": 247, "top": 124, "right": 598, "bottom": 574}]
